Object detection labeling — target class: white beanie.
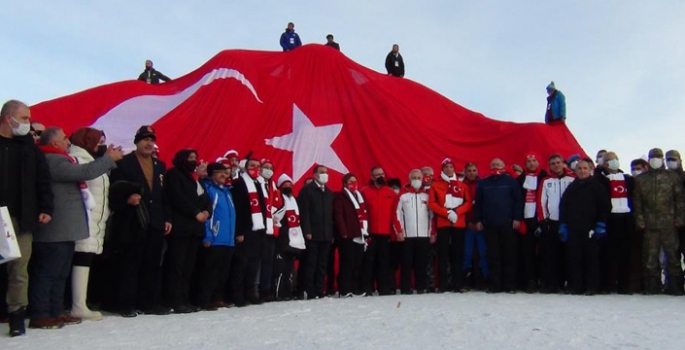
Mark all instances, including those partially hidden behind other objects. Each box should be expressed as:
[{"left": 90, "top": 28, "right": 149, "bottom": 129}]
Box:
[{"left": 277, "top": 174, "right": 293, "bottom": 188}]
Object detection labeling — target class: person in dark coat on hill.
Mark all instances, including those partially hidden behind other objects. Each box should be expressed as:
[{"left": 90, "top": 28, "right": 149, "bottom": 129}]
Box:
[
  {"left": 385, "top": 44, "right": 405, "bottom": 78},
  {"left": 163, "top": 149, "right": 211, "bottom": 314},
  {"left": 297, "top": 165, "right": 335, "bottom": 299},
  {"left": 108, "top": 125, "right": 172, "bottom": 317},
  {"left": 280, "top": 22, "right": 302, "bottom": 51},
  {"left": 325, "top": 34, "right": 340, "bottom": 51},
  {"left": 474, "top": 158, "right": 523, "bottom": 293}
]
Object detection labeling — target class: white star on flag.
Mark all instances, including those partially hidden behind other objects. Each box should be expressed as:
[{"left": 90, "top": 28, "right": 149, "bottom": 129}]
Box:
[{"left": 265, "top": 104, "right": 349, "bottom": 183}]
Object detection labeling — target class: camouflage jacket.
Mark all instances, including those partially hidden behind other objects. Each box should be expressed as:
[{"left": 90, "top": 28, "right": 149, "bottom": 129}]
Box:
[{"left": 633, "top": 169, "right": 685, "bottom": 229}]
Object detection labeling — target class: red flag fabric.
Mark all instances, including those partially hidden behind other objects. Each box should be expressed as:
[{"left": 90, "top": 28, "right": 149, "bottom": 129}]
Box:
[{"left": 31, "top": 44, "right": 585, "bottom": 190}]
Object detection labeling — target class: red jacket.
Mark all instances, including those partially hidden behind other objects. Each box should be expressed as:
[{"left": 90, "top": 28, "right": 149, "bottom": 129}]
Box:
[
  {"left": 428, "top": 178, "right": 472, "bottom": 229},
  {"left": 361, "top": 185, "right": 399, "bottom": 236}
]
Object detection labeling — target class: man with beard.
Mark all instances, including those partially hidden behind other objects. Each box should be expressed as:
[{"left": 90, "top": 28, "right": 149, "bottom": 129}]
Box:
[{"left": 137, "top": 60, "right": 171, "bottom": 84}]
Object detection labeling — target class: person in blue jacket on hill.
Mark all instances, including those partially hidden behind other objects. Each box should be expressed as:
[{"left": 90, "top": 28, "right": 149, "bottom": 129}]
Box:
[
  {"left": 196, "top": 163, "right": 237, "bottom": 311},
  {"left": 545, "top": 81, "right": 566, "bottom": 124},
  {"left": 474, "top": 158, "right": 523, "bottom": 294},
  {"left": 280, "top": 22, "right": 302, "bottom": 52}
]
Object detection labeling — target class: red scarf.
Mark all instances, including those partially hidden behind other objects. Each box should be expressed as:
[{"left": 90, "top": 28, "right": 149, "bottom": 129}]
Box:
[
  {"left": 522, "top": 168, "right": 541, "bottom": 219},
  {"left": 40, "top": 145, "right": 87, "bottom": 190},
  {"left": 606, "top": 172, "right": 630, "bottom": 213}
]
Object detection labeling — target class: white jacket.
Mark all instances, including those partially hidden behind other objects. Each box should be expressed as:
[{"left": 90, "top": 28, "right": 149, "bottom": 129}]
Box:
[
  {"left": 68, "top": 145, "right": 110, "bottom": 254},
  {"left": 538, "top": 174, "right": 574, "bottom": 221},
  {"left": 396, "top": 191, "right": 433, "bottom": 238}
]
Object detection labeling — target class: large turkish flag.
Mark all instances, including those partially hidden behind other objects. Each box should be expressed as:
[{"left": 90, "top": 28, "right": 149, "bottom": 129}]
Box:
[{"left": 31, "top": 44, "right": 585, "bottom": 189}]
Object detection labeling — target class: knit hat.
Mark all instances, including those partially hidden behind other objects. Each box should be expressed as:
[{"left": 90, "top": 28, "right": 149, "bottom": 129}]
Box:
[
  {"left": 224, "top": 149, "right": 239, "bottom": 159},
  {"left": 567, "top": 153, "right": 581, "bottom": 165},
  {"left": 277, "top": 174, "right": 293, "bottom": 188},
  {"left": 134, "top": 125, "right": 156, "bottom": 144},
  {"left": 442, "top": 158, "right": 454, "bottom": 169},
  {"left": 215, "top": 157, "right": 231, "bottom": 166},
  {"left": 546, "top": 81, "right": 556, "bottom": 91},
  {"left": 261, "top": 158, "right": 273, "bottom": 167},
  {"left": 207, "top": 162, "right": 228, "bottom": 176}
]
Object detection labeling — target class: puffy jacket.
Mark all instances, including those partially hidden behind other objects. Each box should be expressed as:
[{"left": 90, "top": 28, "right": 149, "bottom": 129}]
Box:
[
  {"left": 537, "top": 171, "right": 575, "bottom": 221},
  {"left": 202, "top": 179, "right": 236, "bottom": 247},
  {"left": 633, "top": 168, "right": 685, "bottom": 230},
  {"left": 280, "top": 29, "right": 302, "bottom": 51},
  {"left": 428, "top": 178, "right": 472, "bottom": 228},
  {"left": 474, "top": 174, "right": 523, "bottom": 227},
  {"left": 395, "top": 189, "right": 433, "bottom": 238},
  {"left": 361, "top": 185, "right": 398, "bottom": 235},
  {"left": 545, "top": 90, "right": 566, "bottom": 123},
  {"left": 69, "top": 145, "right": 110, "bottom": 254}
]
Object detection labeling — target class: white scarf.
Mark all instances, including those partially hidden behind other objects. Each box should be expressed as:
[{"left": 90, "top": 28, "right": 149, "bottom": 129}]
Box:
[
  {"left": 523, "top": 174, "right": 538, "bottom": 219},
  {"left": 242, "top": 172, "right": 274, "bottom": 233},
  {"left": 605, "top": 172, "right": 631, "bottom": 214},
  {"left": 281, "top": 195, "right": 306, "bottom": 249},
  {"left": 345, "top": 188, "right": 369, "bottom": 245},
  {"left": 441, "top": 172, "right": 464, "bottom": 209}
]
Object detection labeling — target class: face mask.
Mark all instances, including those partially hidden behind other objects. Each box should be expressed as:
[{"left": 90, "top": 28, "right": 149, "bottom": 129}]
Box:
[
  {"left": 10, "top": 117, "right": 31, "bottom": 136},
  {"left": 490, "top": 169, "right": 505, "bottom": 176},
  {"left": 667, "top": 160, "right": 680, "bottom": 170},
  {"left": 649, "top": 158, "right": 664, "bottom": 170},
  {"left": 393, "top": 188, "right": 400, "bottom": 195},
  {"left": 187, "top": 160, "right": 198, "bottom": 171},
  {"left": 631, "top": 170, "right": 642, "bottom": 177},
  {"left": 94, "top": 144, "right": 108, "bottom": 158},
  {"left": 317, "top": 173, "right": 329, "bottom": 184},
  {"left": 261, "top": 168, "right": 274, "bottom": 180},
  {"left": 606, "top": 159, "right": 620, "bottom": 171},
  {"left": 422, "top": 175, "right": 432, "bottom": 185},
  {"left": 347, "top": 182, "right": 358, "bottom": 192},
  {"left": 411, "top": 179, "right": 422, "bottom": 190},
  {"left": 374, "top": 176, "right": 386, "bottom": 186},
  {"left": 248, "top": 167, "right": 260, "bottom": 179},
  {"left": 281, "top": 187, "right": 293, "bottom": 196},
  {"left": 570, "top": 160, "right": 579, "bottom": 171},
  {"left": 596, "top": 158, "right": 604, "bottom": 166}
]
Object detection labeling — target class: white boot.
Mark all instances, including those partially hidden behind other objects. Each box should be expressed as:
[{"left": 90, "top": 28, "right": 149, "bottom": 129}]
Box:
[{"left": 71, "top": 266, "right": 103, "bottom": 321}]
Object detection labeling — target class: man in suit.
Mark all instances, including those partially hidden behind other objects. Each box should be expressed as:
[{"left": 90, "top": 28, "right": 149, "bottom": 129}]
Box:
[{"left": 109, "top": 125, "right": 172, "bottom": 317}]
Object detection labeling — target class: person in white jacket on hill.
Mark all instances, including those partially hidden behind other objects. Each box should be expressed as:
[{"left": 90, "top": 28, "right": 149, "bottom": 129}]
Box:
[{"left": 68, "top": 127, "right": 112, "bottom": 321}]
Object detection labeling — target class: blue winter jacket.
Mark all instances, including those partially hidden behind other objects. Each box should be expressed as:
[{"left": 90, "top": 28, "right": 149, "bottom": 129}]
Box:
[
  {"left": 546, "top": 90, "right": 566, "bottom": 122},
  {"left": 280, "top": 29, "right": 302, "bottom": 51},
  {"left": 474, "top": 174, "right": 523, "bottom": 227},
  {"left": 202, "top": 179, "right": 236, "bottom": 247}
]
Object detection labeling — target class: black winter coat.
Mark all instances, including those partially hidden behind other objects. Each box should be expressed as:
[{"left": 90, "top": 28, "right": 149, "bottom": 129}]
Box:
[
  {"left": 560, "top": 177, "right": 611, "bottom": 234},
  {"left": 164, "top": 167, "right": 211, "bottom": 237},
  {"left": 107, "top": 180, "right": 146, "bottom": 245},
  {"left": 109, "top": 153, "right": 171, "bottom": 232},
  {"left": 231, "top": 176, "right": 267, "bottom": 236},
  {"left": 474, "top": 174, "right": 523, "bottom": 227},
  {"left": 137, "top": 68, "right": 171, "bottom": 84},
  {"left": 0, "top": 134, "right": 53, "bottom": 234},
  {"left": 385, "top": 52, "right": 405, "bottom": 77},
  {"left": 297, "top": 181, "right": 335, "bottom": 241}
]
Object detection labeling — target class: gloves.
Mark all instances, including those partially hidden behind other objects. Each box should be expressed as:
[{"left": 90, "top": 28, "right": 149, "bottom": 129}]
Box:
[
  {"left": 593, "top": 222, "right": 607, "bottom": 239},
  {"left": 558, "top": 223, "right": 569, "bottom": 243},
  {"left": 447, "top": 210, "right": 458, "bottom": 224}
]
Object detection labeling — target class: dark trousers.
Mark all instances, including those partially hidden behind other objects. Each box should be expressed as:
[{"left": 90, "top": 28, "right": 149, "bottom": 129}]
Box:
[
  {"left": 540, "top": 220, "right": 563, "bottom": 291},
  {"left": 601, "top": 213, "right": 634, "bottom": 292},
  {"left": 337, "top": 239, "right": 364, "bottom": 295},
  {"left": 259, "top": 236, "right": 276, "bottom": 295},
  {"left": 230, "top": 230, "right": 264, "bottom": 304},
  {"left": 272, "top": 252, "right": 298, "bottom": 299},
  {"left": 437, "top": 227, "right": 465, "bottom": 290},
  {"left": 29, "top": 241, "right": 75, "bottom": 320},
  {"left": 0, "top": 264, "right": 7, "bottom": 319},
  {"left": 164, "top": 236, "right": 201, "bottom": 307},
  {"left": 630, "top": 230, "right": 644, "bottom": 293},
  {"left": 117, "top": 229, "right": 165, "bottom": 311},
  {"left": 566, "top": 230, "right": 601, "bottom": 293},
  {"left": 520, "top": 218, "right": 540, "bottom": 286},
  {"left": 401, "top": 237, "right": 431, "bottom": 292},
  {"left": 326, "top": 240, "right": 338, "bottom": 294},
  {"left": 196, "top": 245, "right": 233, "bottom": 306},
  {"left": 389, "top": 241, "right": 403, "bottom": 290},
  {"left": 301, "top": 240, "right": 331, "bottom": 297},
  {"left": 361, "top": 234, "right": 391, "bottom": 295},
  {"left": 484, "top": 225, "right": 518, "bottom": 292}
]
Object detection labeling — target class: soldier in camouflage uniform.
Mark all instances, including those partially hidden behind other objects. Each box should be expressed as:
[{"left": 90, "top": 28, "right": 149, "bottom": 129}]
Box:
[
  {"left": 665, "top": 150, "right": 685, "bottom": 271},
  {"left": 633, "top": 148, "right": 685, "bottom": 295}
]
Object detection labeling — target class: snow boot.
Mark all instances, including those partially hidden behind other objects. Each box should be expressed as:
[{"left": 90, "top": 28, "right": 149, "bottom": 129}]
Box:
[
  {"left": 643, "top": 277, "right": 662, "bottom": 295},
  {"left": 70, "top": 266, "right": 103, "bottom": 321},
  {"left": 8, "top": 307, "right": 26, "bottom": 337}
]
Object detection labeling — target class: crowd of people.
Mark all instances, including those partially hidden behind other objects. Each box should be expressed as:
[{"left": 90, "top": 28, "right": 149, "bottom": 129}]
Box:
[{"left": 1, "top": 97, "right": 684, "bottom": 338}]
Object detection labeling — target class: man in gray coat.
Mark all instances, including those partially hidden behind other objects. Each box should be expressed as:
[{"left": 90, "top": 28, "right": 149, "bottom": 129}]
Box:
[{"left": 29, "top": 127, "right": 122, "bottom": 329}]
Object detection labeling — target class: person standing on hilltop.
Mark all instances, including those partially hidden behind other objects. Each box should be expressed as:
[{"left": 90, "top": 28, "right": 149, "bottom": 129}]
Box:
[
  {"left": 545, "top": 81, "right": 566, "bottom": 124},
  {"left": 280, "top": 22, "right": 302, "bottom": 52}
]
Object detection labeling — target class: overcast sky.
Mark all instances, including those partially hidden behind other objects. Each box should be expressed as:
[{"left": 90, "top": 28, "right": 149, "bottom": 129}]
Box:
[{"left": 2, "top": 0, "right": 683, "bottom": 164}]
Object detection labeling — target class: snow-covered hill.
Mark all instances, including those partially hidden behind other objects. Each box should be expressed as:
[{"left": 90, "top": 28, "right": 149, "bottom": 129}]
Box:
[{"left": 4, "top": 292, "right": 684, "bottom": 349}]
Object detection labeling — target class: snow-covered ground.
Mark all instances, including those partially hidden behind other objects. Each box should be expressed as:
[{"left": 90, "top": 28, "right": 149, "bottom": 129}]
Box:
[{"left": 4, "top": 292, "right": 684, "bottom": 350}]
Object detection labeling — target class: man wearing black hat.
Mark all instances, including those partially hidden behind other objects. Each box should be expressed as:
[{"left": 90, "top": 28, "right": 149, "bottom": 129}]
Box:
[
  {"left": 108, "top": 125, "right": 172, "bottom": 316},
  {"left": 325, "top": 34, "right": 340, "bottom": 51}
]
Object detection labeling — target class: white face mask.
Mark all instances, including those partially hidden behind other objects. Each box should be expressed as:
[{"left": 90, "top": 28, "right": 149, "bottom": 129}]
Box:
[
  {"left": 631, "top": 170, "right": 642, "bottom": 177},
  {"left": 649, "top": 158, "right": 664, "bottom": 169},
  {"left": 10, "top": 117, "right": 31, "bottom": 136},
  {"left": 261, "top": 168, "right": 274, "bottom": 180},
  {"left": 393, "top": 188, "right": 400, "bottom": 195},
  {"left": 411, "top": 179, "right": 422, "bottom": 190},
  {"left": 606, "top": 159, "right": 620, "bottom": 171},
  {"left": 570, "top": 160, "right": 579, "bottom": 171},
  {"left": 317, "top": 173, "right": 328, "bottom": 184},
  {"left": 596, "top": 158, "right": 605, "bottom": 166},
  {"left": 667, "top": 160, "right": 680, "bottom": 170}
]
